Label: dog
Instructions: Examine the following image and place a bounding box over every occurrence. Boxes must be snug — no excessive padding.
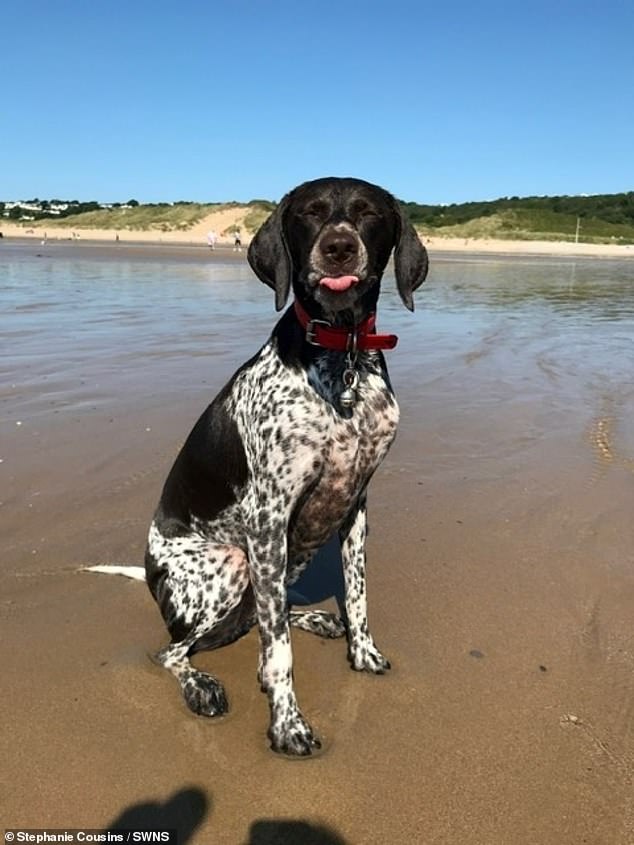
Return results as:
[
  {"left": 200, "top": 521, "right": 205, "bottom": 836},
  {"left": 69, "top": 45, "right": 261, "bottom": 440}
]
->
[{"left": 142, "top": 177, "right": 428, "bottom": 755}]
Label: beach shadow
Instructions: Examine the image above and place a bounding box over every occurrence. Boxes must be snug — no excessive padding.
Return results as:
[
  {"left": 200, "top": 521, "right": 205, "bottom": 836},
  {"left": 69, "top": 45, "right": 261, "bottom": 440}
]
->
[
  {"left": 287, "top": 535, "right": 346, "bottom": 619},
  {"left": 106, "top": 786, "right": 208, "bottom": 843},
  {"left": 247, "top": 819, "right": 349, "bottom": 845}
]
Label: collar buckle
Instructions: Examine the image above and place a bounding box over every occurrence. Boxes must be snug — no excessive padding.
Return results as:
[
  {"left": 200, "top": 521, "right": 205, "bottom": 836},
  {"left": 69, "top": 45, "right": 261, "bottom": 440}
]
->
[{"left": 305, "top": 318, "right": 332, "bottom": 347}]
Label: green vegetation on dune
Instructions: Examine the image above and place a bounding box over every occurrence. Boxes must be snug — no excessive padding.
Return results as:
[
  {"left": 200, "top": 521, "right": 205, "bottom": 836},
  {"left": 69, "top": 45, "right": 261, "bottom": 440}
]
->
[
  {"left": 404, "top": 191, "right": 634, "bottom": 244},
  {"left": 421, "top": 208, "right": 634, "bottom": 244},
  {"left": 242, "top": 201, "right": 276, "bottom": 233},
  {"left": 404, "top": 191, "right": 634, "bottom": 228},
  {"left": 31, "top": 199, "right": 276, "bottom": 234},
  {"left": 39, "top": 202, "right": 229, "bottom": 231}
]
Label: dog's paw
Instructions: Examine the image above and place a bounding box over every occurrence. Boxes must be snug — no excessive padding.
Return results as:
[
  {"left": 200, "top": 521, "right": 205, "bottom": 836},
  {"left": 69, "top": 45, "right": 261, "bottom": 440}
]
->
[
  {"left": 348, "top": 639, "right": 391, "bottom": 674},
  {"left": 182, "top": 671, "right": 229, "bottom": 717},
  {"left": 268, "top": 713, "right": 322, "bottom": 757},
  {"left": 290, "top": 609, "right": 346, "bottom": 639}
]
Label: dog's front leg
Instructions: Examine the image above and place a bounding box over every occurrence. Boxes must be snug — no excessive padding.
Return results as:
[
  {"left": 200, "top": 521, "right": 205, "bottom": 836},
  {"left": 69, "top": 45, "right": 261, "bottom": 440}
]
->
[
  {"left": 339, "top": 498, "right": 391, "bottom": 673},
  {"left": 247, "top": 525, "right": 321, "bottom": 756}
]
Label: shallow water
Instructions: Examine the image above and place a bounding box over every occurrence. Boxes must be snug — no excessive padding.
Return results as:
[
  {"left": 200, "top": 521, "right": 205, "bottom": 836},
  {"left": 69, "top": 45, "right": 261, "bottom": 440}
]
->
[
  {"left": 1, "top": 243, "right": 270, "bottom": 421},
  {"left": 3, "top": 241, "right": 633, "bottom": 466}
]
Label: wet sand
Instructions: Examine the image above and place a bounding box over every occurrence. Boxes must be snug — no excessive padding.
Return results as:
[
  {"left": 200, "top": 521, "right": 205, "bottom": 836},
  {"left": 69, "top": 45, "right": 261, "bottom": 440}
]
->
[{"left": 2, "top": 243, "right": 634, "bottom": 843}]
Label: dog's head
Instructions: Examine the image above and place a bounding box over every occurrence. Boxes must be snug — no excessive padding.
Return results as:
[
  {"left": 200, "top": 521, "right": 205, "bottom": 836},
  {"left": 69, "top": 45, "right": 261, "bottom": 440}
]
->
[{"left": 248, "top": 177, "right": 428, "bottom": 319}]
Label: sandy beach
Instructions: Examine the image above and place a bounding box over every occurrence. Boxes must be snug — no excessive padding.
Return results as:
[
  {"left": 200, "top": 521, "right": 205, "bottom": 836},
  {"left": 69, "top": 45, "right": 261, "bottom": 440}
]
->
[{"left": 2, "top": 240, "right": 634, "bottom": 844}]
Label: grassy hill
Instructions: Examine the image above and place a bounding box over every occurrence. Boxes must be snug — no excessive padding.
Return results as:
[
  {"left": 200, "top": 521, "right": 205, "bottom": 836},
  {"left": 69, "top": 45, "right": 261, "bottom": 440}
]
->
[
  {"left": 405, "top": 191, "right": 634, "bottom": 244},
  {"left": 421, "top": 208, "right": 634, "bottom": 244},
  {"left": 31, "top": 200, "right": 275, "bottom": 234},
  {"left": 38, "top": 202, "right": 219, "bottom": 231}
]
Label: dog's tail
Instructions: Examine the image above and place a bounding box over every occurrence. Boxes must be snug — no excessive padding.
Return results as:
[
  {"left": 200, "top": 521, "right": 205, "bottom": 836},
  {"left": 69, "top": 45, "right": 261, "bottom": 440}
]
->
[{"left": 81, "top": 565, "right": 147, "bottom": 582}]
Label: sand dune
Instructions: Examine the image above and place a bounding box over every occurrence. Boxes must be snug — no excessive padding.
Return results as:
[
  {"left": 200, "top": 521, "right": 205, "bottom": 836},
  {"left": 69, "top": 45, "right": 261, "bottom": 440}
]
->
[{"left": 0, "top": 206, "right": 250, "bottom": 245}]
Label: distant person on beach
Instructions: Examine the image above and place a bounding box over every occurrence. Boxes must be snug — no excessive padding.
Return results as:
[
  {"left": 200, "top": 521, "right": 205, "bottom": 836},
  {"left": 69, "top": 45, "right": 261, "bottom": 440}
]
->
[
  {"left": 233, "top": 229, "right": 242, "bottom": 252},
  {"left": 206, "top": 230, "right": 217, "bottom": 250}
]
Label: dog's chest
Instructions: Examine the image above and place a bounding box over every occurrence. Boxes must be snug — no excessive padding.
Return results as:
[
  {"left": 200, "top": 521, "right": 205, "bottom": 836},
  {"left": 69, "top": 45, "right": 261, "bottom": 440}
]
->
[
  {"left": 289, "top": 358, "right": 399, "bottom": 549},
  {"left": 230, "top": 345, "right": 399, "bottom": 548}
]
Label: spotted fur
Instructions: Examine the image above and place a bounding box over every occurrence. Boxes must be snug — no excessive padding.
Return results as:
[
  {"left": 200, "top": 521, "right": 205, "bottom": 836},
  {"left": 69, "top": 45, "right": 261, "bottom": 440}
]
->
[{"left": 145, "top": 177, "right": 428, "bottom": 755}]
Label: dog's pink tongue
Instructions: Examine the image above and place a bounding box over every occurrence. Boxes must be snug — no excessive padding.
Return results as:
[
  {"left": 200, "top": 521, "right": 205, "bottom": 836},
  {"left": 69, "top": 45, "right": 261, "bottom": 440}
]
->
[{"left": 319, "top": 275, "right": 359, "bottom": 292}]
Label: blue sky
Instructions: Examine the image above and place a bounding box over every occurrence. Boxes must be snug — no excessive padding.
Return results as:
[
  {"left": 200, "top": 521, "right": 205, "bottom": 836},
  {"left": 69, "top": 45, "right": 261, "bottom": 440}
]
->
[{"left": 3, "top": 0, "right": 633, "bottom": 204}]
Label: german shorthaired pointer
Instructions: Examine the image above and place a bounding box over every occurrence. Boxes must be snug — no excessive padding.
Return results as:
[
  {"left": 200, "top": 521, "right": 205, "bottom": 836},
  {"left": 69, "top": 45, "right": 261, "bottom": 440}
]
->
[{"left": 145, "top": 177, "right": 428, "bottom": 755}]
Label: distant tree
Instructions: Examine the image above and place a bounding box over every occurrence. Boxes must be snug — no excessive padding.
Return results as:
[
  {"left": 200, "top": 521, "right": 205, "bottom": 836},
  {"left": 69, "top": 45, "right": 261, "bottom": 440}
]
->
[{"left": 127, "top": 199, "right": 140, "bottom": 207}]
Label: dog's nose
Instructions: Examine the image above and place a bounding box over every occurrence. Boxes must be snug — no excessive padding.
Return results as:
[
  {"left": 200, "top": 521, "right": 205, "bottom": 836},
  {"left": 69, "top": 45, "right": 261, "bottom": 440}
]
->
[{"left": 319, "top": 230, "right": 359, "bottom": 266}]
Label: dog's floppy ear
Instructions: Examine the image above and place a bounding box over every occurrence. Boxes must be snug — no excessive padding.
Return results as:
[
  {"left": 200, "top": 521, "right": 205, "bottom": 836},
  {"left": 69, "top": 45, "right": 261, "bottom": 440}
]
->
[
  {"left": 393, "top": 201, "right": 429, "bottom": 311},
  {"left": 247, "top": 197, "right": 292, "bottom": 311}
]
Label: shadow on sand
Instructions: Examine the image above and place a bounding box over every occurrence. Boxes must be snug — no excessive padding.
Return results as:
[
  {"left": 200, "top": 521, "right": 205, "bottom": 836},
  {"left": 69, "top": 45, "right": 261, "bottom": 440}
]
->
[
  {"left": 288, "top": 535, "right": 346, "bottom": 616},
  {"left": 106, "top": 787, "right": 208, "bottom": 841},
  {"left": 105, "top": 787, "right": 349, "bottom": 844},
  {"left": 246, "top": 819, "right": 349, "bottom": 844}
]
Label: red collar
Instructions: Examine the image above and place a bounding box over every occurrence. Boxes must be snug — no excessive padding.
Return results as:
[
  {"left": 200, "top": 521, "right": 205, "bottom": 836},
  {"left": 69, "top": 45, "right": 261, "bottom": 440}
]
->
[{"left": 293, "top": 300, "right": 398, "bottom": 352}]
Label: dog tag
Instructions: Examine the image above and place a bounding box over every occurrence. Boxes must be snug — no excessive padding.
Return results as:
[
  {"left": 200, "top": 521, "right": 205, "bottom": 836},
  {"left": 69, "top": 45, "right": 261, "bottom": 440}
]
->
[{"left": 340, "top": 368, "right": 359, "bottom": 408}]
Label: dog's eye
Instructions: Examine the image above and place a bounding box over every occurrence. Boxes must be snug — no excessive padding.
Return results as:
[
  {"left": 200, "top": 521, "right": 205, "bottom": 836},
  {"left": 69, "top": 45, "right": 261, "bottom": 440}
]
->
[
  {"left": 301, "top": 202, "right": 329, "bottom": 219},
  {"left": 351, "top": 202, "right": 379, "bottom": 220}
]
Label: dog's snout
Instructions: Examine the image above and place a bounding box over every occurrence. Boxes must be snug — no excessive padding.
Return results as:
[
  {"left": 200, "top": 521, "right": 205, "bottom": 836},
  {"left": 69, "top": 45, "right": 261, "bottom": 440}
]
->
[{"left": 319, "top": 230, "right": 359, "bottom": 266}]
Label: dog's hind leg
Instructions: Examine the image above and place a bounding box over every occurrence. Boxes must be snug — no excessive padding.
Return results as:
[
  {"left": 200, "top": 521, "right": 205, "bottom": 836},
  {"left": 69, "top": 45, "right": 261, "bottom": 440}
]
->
[
  {"left": 190, "top": 585, "right": 257, "bottom": 653},
  {"left": 154, "top": 636, "right": 229, "bottom": 717},
  {"left": 289, "top": 609, "right": 346, "bottom": 638},
  {"left": 146, "top": 523, "right": 251, "bottom": 717},
  {"left": 286, "top": 552, "right": 346, "bottom": 639}
]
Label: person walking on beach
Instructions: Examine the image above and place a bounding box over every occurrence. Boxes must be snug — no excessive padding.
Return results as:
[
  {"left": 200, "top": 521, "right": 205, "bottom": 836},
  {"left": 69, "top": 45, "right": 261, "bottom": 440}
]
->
[
  {"left": 233, "top": 228, "right": 242, "bottom": 252},
  {"left": 206, "top": 230, "right": 217, "bottom": 250}
]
